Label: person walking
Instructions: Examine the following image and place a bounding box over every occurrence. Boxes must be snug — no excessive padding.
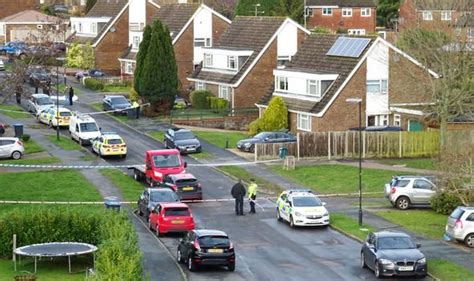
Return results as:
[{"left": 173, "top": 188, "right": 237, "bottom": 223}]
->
[
  {"left": 248, "top": 179, "right": 258, "bottom": 214},
  {"left": 231, "top": 179, "right": 246, "bottom": 216},
  {"left": 68, "top": 86, "right": 74, "bottom": 106}
]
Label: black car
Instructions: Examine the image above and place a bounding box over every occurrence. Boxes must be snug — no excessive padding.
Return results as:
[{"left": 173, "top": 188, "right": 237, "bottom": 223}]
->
[
  {"left": 75, "top": 69, "right": 106, "bottom": 80},
  {"left": 237, "top": 131, "right": 296, "bottom": 153},
  {"left": 28, "top": 67, "right": 51, "bottom": 86},
  {"left": 102, "top": 95, "right": 132, "bottom": 114},
  {"left": 361, "top": 231, "right": 427, "bottom": 278},
  {"left": 164, "top": 128, "right": 201, "bottom": 154},
  {"left": 163, "top": 173, "right": 203, "bottom": 200},
  {"left": 177, "top": 229, "right": 235, "bottom": 272},
  {"left": 137, "top": 188, "right": 180, "bottom": 221}
]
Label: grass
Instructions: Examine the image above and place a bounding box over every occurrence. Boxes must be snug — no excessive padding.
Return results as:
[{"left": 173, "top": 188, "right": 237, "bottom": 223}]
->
[
  {"left": 0, "top": 156, "right": 60, "bottom": 165},
  {"left": 191, "top": 151, "right": 213, "bottom": 159},
  {"left": 269, "top": 164, "right": 407, "bottom": 194},
  {"left": 377, "top": 158, "right": 436, "bottom": 170},
  {"left": 193, "top": 130, "right": 248, "bottom": 149},
  {"left": 0, "top": 170, "right": 102, "bottom": 201},
  {"left": 102, "top": 84, "right": 131, "bottom": 93},
  {"left": 99, "top": 169, "right": 144, "bottom": 201},
  {"left": 148, "top": 131, "right": 165, "bottom": 142},
  {"left": 330, "top": 213, "right": 374, "bottom": 241},
  {"left": 217, "top": 165, "right": 283, "bottom": 194},
  {"left": 0, "top": 104, "right": 29, "bottom": 119},
  {"left": 79, "top": 154, "right": 97, "bottom": 161},
  {"left": 91, "top": 103, "right": 128, "bottom": 123},
  {"left": 46, "top": 135, "right": 81, "bottom": 151},
  {"left": 23, "top": 139, "right": 45, "bottom": 154},
  {"left": 428, "top": 258, "right": 474, "bottom": 281},
  {"left": 374, "top": 209, "right": 447, "bottom": 240}
]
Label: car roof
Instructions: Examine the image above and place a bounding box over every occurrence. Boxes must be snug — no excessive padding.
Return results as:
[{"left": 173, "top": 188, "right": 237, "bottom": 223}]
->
[
  {"left": 147, "top": 149, "right": 180, "bottom": 156},
  {"left": 105, "top": 95, "right": 127, "bottom": 99},
  {"left": 159, "top": 202, "right": 189, "bottom": 208},
  {"left": 73, "top": 115, "right": 96, "bottom": 122},
  {"left": 284, "top": 189, "right": 315, "bottom": 198},
  {"left": 32, "top": 94, "right": 50, "bottom": 99},
  {"left": 374, "top": 231, "right": 411, "bottom": 238},
  {"left": 102, "top": 133, "right": 122, "bottom": 139},
  {"left": 169, "top": 173, "right": 196, "bottom": 180},
  {"left": 194, "top": 229, "right": 228, "bottom": 237},
  {"left": 148, "top": 188, "right": 175, "bottom": 193},
  {"left": 458, "top": 206, "right": 474, "bottom": 211}
]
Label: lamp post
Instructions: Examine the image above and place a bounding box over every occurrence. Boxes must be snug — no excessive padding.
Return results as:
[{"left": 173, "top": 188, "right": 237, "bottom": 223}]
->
[
  {"left": 346, "top": 98, "right": 363, "bottom": 226},
  {"left": 56, "top": 57, "right": 66, "bottom": 141}
]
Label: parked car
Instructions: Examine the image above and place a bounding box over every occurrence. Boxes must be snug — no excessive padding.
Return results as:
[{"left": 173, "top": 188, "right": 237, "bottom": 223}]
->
[
  {"left": 0, "top": 41, "right": 27, "bottom": 55},
  {"left": 163, "top": 173, "right": 203, "bottom": 200},
  {"left": 102, "top": 95, "right": 132, "bottom": 114},
  {"left": 28, "top": 67, "right": 52, "bottom": 86},
  {"left": 0, "top": 58, "right": 4, "bottom": 71},
  {"left": 53, "top": 4, "right": 69, "bottom": 13},
  {"left": 237, "top": 131, "right": 296, "bottom": 153},
  {"left": 26, "top": 94, "right": 54, "bottom": 114},
  {"left": 91, "top": 132, "right": 127, "bottom": 158},
  {"left": 361, "top": 231, "right": 427, "bottom": 278},
  {"left": 384, "top": 175, "right": 437, "bottom": 210},
  {"left": 69, "top": 114, "right": 101, "bottom": 146},
  {"left": 75, "top": 69, "right": 105, "bottom": 80},
  {"left": 173, "top": 96, "right": 189, "bottom": 109},
  {"left": 0, "top": 137, "right": 24, "bottom": 159},
  {"left": 276, "top": 189, "right": 329, "bottom": 227},
  {"left": 164, "top": 128, "right": 201, "bottom": 154},
  {"left": 177, "top": 229, "right": 235, "bottom": 272},
  {"left": 37, "top": 106, "right": 72, "bottom": 128},
  {"left": 149, "top": 202, "right": 195, "bottom": 236},
  {"left": 16, "top": 45, "right": 58, "bottom": 60},
  {"left": 137, "top": 188, "right": 180, "bottom": 221},
  {"left": 445, "top": 206, "right": 474, "bottom": 248}
]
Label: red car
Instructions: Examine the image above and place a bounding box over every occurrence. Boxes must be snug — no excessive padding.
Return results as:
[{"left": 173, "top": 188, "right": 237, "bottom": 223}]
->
[{"left": 149, "top": 202, "right": 195, "bottom": 236}]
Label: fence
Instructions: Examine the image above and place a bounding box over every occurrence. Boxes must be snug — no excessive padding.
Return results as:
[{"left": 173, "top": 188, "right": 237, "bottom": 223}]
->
[
  {"left": 255, "top": 130, "right": 473, "bottom": 161},
  {"left": 170, "top": 107, "right": 258, "bottom": 122}
]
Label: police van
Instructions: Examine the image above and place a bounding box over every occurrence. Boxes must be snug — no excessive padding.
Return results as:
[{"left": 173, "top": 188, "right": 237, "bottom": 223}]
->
[
  {"left": 69, "top": 114, "right": 101, "bottom": 146},
  {"left": 276, "top": 190, "right": 330, "bottom": 228}
]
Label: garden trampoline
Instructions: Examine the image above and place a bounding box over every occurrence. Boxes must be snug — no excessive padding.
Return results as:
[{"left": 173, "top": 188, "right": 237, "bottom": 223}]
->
[{"left": 13, "top": 242, "right": 98, "bottom": 273}]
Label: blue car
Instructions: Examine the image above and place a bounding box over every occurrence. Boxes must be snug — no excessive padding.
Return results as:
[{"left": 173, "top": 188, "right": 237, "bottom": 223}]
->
[{"left": 0, "top": 42, "right": 27, "bottom": 55}]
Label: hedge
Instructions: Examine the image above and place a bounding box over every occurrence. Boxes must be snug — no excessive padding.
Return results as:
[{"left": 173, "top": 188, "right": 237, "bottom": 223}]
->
[
  {"left": 208, "top": 96, "right": 228, "bottom": 112},
  {"left": 190, "top": 90, "right": 213, "bottom": 109},
  {"left": 430, "top": 192, "right": 463, "bottom": 215},
  {"left": 84, "top": 78, "right": 105, "bottom": 91}
]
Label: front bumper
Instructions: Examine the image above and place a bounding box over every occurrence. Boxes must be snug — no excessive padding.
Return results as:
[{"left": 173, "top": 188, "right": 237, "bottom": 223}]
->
[
  {"left": 236, "top": 143, "right": 252, "bottom": 152},
  {"left": 293, "top": 215, "right": 330, "bottom": 226},
  {"left": 177, "top": 145, "right": 201, "bottom": 154},
  {"left": 379, "top": 263, "right": 427, "bottom": 277}
]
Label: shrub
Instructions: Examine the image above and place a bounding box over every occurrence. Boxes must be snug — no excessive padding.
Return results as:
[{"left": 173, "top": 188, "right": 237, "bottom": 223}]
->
[
  {"left": 208, "top": 97, "right": 228, "bottom": 112},
  {"left": 84, "top": 78, "right": 104, "bottom": 91},
  {"left": 129, "top": 87, "right": 140, "bottom": 102},
  {"left": 430, "top": 192, "right": 463, "bottom": 215},
  {"left": 190, "top": 90, "right": 213, "bottom": 109},
  {"left": 248, "top": 96, "right": 288, "bottom": 136},
  {"left": 248, "top": 119, "right": 262, "bottom": 136},
  {"left": 21, "top": 134, "right": 31, "bottom": 142}
]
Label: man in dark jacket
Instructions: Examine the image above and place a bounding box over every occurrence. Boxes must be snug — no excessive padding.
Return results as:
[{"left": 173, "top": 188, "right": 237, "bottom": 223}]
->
[
  {"left": 231, "top": 179, "right": 246, "bottom": 216},
  {"left": 68, "top": 86, "right": 74, "bottom": 106}
]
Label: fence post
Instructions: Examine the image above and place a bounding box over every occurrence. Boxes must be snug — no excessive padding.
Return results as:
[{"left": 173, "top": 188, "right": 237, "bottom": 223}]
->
[
  {"left": 399, "top": 131, "right": 403, "bottom": 158},
  {"left": 254, "top": 144, "right": 258, "bottom": 162},
  {"left": 362, "top": 131, "right": 366, "bottom": 159},
  {"left": 297, "top": 133, "right": 300, "bottom": 161},
  {"left": 327, "top": 132, "right": 331, "bottom": 160}
]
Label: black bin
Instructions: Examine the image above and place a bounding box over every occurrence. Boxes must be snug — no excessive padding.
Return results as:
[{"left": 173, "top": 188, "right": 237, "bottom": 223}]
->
[
  {"left": 127, "top": 108, "right": 135, "bottom": 119},
  {"left": 13, "top": 124, "right": 23, "bottom": 138}
]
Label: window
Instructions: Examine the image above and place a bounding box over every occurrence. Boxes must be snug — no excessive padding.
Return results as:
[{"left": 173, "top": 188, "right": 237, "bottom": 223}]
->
[
  {"left": 466, "top": 213, "right": 474, "bottom": 222},
  {"left": 305, "top": 7, "right": 313, "bottom": 17},
  {"left": 366, "top": 79, "right": 388, "bottom": 94},
  {"left": 204, "top": 54, "right": 213, "bottom": 67},
  {"left": 227, "top": 56, "right": 237, "bottom": 70},
  {"left": 348, "top": 29, "right": 366, "bottom": 35},
  {"left": 380, "top": 115, "right": 388, "bottom": 126},
  {"left": 276, "top": 76, "right": 288, "bottom": 91},
  {"left": 414, "top": 180, "right": 433, "bottom": 190},
  {"left": 129, "top": 22, "right": 145, "bottom": 32},
  {"left": 0, "top": 24, "right": 4, "bottom": 35},
  {"left": 422, "top": 11, "right": 433, "bottom": 21},
  {"left": 78, "top": 23, "right": 82, "bottom": 32},
  {"left": 469, "top": 28, "right": 474, "bottom": 39},
  {"left": 218, "top": 85, "right": 231, "bottom": 101},
  {"left": 125, "top": 62, "right": 134, "bottom": 74},
  {"left": 297, "top": 113, "right": 311, "bottom": 131},
  {"left": 306, "top": 79, "right": 319, "bottom": 96},
  {"left": 132, "top": 36, "right": 141, "bottom": 49},
  {"left": 196, "top": 82, "right": 206, "bottom": 90},
  {"left": 277, "top": 56, "right": 291, "bottom": 66},
  {"left": 91, "top": 22, "right": 97, "bottom": 33},
  {"left": 394, "top": 114, "right": 401, "bottom": 126},
  {"left": 361, "top": 8, "right": 371, "bottom": 17},
  {"left": 194, "top": 38, "right": 211, "bottom": 47},
  {"left": 322, "top": 8, "right": 332, "bottom": 16},
  {"left": 441, "top": 11, "right": 452, "bottom": 21},
  {"left": 342, "top": 8, "right": 352, "bottom": 17}
]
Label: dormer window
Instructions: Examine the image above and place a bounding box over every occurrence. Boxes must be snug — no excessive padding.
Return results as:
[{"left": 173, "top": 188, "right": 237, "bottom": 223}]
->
[
  {"left": 227, "top": 56, "right": 237, "bottom": 70},
  {"left": 204, "top": 54, "right": 213, "bottom": 67},
  {"left": 307, "top": 80, "right": 318, "bottom": 96},
  {"left": 276, "top": 76, "right": 288, "bottom": 91},
  {"left": 91, "top": 22, "right": 97, "bottom": 34}
]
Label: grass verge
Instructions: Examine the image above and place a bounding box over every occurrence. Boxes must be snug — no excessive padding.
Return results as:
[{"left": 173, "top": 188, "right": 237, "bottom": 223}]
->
[
  {"left": 46, "top": 135, "right": 81, "bottom": 151},
  {"left": 217, "top": 165, "right": 283, "bottom": 194},
  {"left": 99, "top": 169, "right": 144, "bottom": 201},
  {"left": 0, "top": 104, "right": 29, "bottom": 119},
  {"left": 148, "top": 131, "right": 165, "bottom": 142},
  {"left": 193, "top": 130, "right": 248, "bottom": 149},
  {"left": 191, "top": 152, "right": 212, "bottom": 159},
  {"left": 0, "top": 156, "right": 60, "bottom": 165},
  {"left": 428, "top": 258, "right": 474, "bottom": 281},
  {"left": 102, "top": 84, "right": 131, "bottom": 93},
  {"left": 377, "top": 158, "right": 436, "bottom": 170},
  {"left": 91, "top": 103, "right": 128, "bottom": 122},
  {"left": 23, "top": 138, "right": 45, "bottom": 154},
  {"left": 79, "top": 154, "right": 97, "bottom": 161},
  {"left": 330, "top": 213, "right": 374, "bottom": 241}
]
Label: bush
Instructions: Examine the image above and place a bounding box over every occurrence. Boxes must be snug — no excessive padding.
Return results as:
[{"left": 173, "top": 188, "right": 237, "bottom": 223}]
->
[
  {"left": 21, "top": 134, "right": 31, "bottom": 142},
  {"left": 208, "top": 97, "right": 228, "bottom": 112},
  {"left": 248, "top": 96, "right": 288, "bottom": 136},
  {"left": 248, "top": 119, "right": 262, "bottom": 136},
  {"left": 129, "top": 87, "right": 140, "bottom": 102},
  {"left": 84, "top": 78, "right": 104, "bottom": 91},
  {"left": 430, "top": 192, "right": 463, "bottom": 215},
  {"left": 190, "top": 90, "right": 213, "bottom": 109}
]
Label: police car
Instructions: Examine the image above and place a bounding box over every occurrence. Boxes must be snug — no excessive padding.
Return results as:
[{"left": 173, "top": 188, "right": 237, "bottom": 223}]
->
[
  {"left": 37, "top": 107, "right": 73, "bottom": 128},
  {"left": 276, "top": 190, "right": 330, "bottom": 227},
  {"left": 91, "top": 132, "right": 127, "bottom": 158}
]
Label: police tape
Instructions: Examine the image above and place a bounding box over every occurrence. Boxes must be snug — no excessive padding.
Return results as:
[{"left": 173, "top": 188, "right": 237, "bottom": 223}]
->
[
  {"left": 77, "top": 103, "right": 151, "bottom": 116},
  {"left": 0, "top": 198, "right": 273, "bottom": 205}
]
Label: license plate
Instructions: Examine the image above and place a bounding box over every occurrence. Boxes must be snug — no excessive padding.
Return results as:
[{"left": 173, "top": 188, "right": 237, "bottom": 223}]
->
[
  {"left": 182, "top": 186, "right": 194, "bottom": 191},
  {"left": 171, "top": 220, "right": 184, "bottom": 224},
  {"left": 208, "top": 249, "right": 223, "bottom": 253},
  {"left": 398, "top": 266, "right": 414, "bottom": 271}
]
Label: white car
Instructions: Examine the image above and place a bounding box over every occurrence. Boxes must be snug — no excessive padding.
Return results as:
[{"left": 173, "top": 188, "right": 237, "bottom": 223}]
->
[
  {"left": 0, "top": 59, "right": 5, "bottom": 71},
  {"left": 37, "top": 107, "right": 73, "bottom": 128},
  {"left": 0, "top": 137, "right": 24, "bottom": 159},
  {"left": 69, "top": 114, "right": 101, "bottom": 146},
  {"left": 276, "top": 190, "right": 330, "bottom": 227},
  {"left": 445, "top": 206, "right": 474, "bottom": 248},
  {"left": 91, "top": 132, "right": 127, "bottom": 158},
  {"left": 25, "top": 94, "right": 54, "bottom": 115}
]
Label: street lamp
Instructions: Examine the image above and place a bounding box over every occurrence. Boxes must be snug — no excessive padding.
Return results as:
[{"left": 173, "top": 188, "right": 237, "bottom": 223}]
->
[
  {"left": 346, "top": 97, "right": 363, "bottom": 226},
  {"left": 56, "top": 57, "right": 66, "bottom": 141}
]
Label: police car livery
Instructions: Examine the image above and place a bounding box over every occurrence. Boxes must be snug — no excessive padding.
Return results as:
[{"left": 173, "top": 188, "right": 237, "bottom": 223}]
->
[
  {"left": 91, "top": 132, "right": 127, "bottom": 158},
  {"left": 37, "top": 107, "right": 73, "bottom": 128},
  {"left": 276, "top": 190, "right": 330, "bottom": 227}
]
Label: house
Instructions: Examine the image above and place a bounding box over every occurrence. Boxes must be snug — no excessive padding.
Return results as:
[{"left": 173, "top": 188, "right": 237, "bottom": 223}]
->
[
  {"left": 188, "top": 16, "right": 310, "bottom": 109},
  {"left": 118, "top": 2, "right": 231, "bottom": 90},
  {"left": 305, "top": 0, "right": 376, "bottom": 35},
  {"left": 455, "top": 14, "right": 474, "bottom": 42},
  {"left": 256, "top": 34, "right": 439, "bottom": 133},
  {"left": 0, "top": 0, "right": 39, "bottom": 20},
  {"left": 0, "top": 10, "right": 67, "bottom": 43}
]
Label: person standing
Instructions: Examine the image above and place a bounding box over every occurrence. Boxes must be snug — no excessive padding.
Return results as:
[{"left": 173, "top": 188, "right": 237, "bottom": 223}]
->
[
  {"left": 231, "top": 179, "right": 246, "bottom": 216},
  {"left": 132, "top": 100, "right": 140, "bottom": 119},
  {"left": 248, "top": 179, "right": 258, "bottom": 214},
  {"left": 68, "top": 86, "right": 74, "bottom": 106}
]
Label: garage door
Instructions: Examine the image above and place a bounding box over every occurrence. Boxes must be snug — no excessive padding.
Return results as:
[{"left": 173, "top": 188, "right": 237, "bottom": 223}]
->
[{"left": 408, "top": 120, "right": 423, "bottom": 131}]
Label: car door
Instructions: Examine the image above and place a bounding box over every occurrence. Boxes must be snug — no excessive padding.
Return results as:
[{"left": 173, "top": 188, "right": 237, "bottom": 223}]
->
[
  {"left": 365, "top": 235, "right": 378, "bottom": 269},
  {"left": 0, "top": 140, "right": 6, "bottom": 157},
  {"left": 149, "top": 205, "right": 162, "bottom": 230},
  {"left": 412, "top": 179, "right": 435, "bottom": 204}
]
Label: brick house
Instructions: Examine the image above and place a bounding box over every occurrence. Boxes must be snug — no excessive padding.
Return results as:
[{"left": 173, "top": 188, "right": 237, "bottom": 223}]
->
[
  {"left": 0, "top": 10, "right": 67, "bottom": 43},
  {"left": 256, "top": 34, "right": 439, "bottom": 133},
  {"left": 0, "top": 0, "right": 39, "bottom": 19},
  {"left": 305, "top": 0, "right": 376, "bottom": 35},
  {"left": 188, "top": 17, "right": 310, "bottom": 109}
]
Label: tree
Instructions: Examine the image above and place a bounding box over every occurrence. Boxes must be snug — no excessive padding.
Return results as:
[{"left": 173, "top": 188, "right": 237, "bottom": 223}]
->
[
  {"left": 66, "top": 42, "right": 94, "bottom": 69},
  {"left": 134, "top": 25, "right": 152, "bottom": 95},
  {"left": 85, "top": 0, "right": 97, "bottom": 14},
  {"left": 272, "top": 0, "right": 304, "bottom": 23},
  {"left": 377, "top": 0, "right": 400, "bottom": 28},
  {"left": 249, "top": 96, "right": 288, "bottom": 135}
]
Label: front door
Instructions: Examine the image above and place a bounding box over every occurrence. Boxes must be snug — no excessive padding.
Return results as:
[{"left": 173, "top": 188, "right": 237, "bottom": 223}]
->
[{"left": 408, "top": 120, "right": 423, "bottom": 131}]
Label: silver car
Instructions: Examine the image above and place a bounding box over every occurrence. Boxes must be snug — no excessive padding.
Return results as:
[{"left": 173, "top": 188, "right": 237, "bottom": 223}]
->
[
  {"left": 384, "top": 176, "right": 437, "bottom": 210},
  {"left": 445, "top": 206, "right": 474, "bottom": 248},
  {"left": 25, "top": 94, "right": 54, "bottom": 115},
  {"left": 0, "top": 137, "right": 24, "bottom": 159}
]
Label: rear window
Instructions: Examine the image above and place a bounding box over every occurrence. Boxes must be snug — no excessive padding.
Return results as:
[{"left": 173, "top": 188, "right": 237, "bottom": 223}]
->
[
  {"left": 393, "top": 179, "right": 410, "bottom": 187},
  {"left": 198, "top": 236, "right": 229, "bottom": 247},
  {"left": 60, "top": 112, "right": 72, "bottom": 117},
  {"left": 164, "top": 207, "right": 190, "bottom": 217},
  {"left": 107, "top": 139, "right": 123, "bottom": 145},
  {"left": 176, "top": 179, "right": 197, "bottom": 185},
  {"left": 150, "top": 190, "right": 179, "bottom": 202},
  {"left": 450, "top": 208, "right": 465, "bottom": 219}
]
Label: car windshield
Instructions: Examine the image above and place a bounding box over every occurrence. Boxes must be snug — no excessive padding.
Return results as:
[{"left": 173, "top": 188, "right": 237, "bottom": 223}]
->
[
  {"left": 377, "top": 237, "right": 416, "bottom": 250},
  {"left": 164, "top": 207, "right": 190, "bottom": 217},
  {"left": 150, "top": 191, "right": 178, "bottom": 202},
  {"left": 293, "top": 196, "right": 322, "bottom": 207},
  {"left": 37, "top": 97, "right": 53, "bottom": 105},
  {"left": 254, "top": 132, "right": 269, "bottom": 140},
  {"left": 152, "top": 154, "right": 181, "bottom": 168},
  {"left": 107, "top": 138, "right": 123, "bottom": 145},
  {"left": 80, "top": 122, "right": 98, "bottom": 132},
  {"left": 198, "top": 236, "right": 229, "bottom": 247},
  {"left": 110, "top": 97, "right": 129, "bottom": 105},
  {"left": 175, "top": 132, "right": 195, "bottom": 140},
  {"left": 59, "top": 111, "right": 72, "bottom": 117}
]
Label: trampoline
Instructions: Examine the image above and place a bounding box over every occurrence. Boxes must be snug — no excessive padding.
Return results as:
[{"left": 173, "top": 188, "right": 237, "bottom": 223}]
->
[{"left": 13, "top": 242, "right": 98, "bottom": 273}]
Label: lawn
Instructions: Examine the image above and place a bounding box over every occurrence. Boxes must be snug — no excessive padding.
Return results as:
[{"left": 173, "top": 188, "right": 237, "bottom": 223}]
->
[
  {"left": 102, "top": 84, "right": 131, "bottom": 93},
  {"left": 23, "top": 138, "right": 45, "bottom": 154},
  {"left": 0, "top": 156, "right": 60, "bottom": 165},
  {"left": 148, "top": 131, "right": 165, "bottom": 142},
  {"left": 79, "top": 154, "right": 97, "bottom": 161},
  {"left": 330, "top": 213, "right": 374, "bottom": 241},
  {"left": 374, "top": 209, "right": 447, "bottom": 240},
  {"left": 269, "top": 164, "right": 402, "bottom": 194},
  {"left": 99, "top": 169, "right": 144, "bottom": 201},
  {"left": 0, "top": 104, "right": 29, "bottom": 119},
  {"left": 217, "top": 165, "right": 283, "bottom": 194},
  {"left": 91, "top": 103, "right": 128, "bottom": 123},
  {"left": 377, "top": 158, "right": 436, "bottom": 170},
  {"left": 46, "top": 135, "right": 81, "bottom": 151},
  {"left": 0, "top": 170, "right": 102, "bottom": 201},
  {"left": 193, "top": 130, "right": 248, "bottom": 149},
  {"left": 428, "top": 258, "right": 474, "bottom": 281},
  {"left": 191, "top": 151, "right": 213, "bottom": 159}
]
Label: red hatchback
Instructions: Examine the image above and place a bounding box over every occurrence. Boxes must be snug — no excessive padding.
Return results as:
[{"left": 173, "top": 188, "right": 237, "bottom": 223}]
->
[{"left": 149, "top": 202, "right": 195, "bottom": 236}]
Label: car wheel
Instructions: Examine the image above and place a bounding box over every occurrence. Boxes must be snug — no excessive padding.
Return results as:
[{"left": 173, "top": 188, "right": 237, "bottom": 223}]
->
[
  {"left": 121, "top": 154, "right": 127, "bottom": 159},
  {"left": 249, "top": 145, "right": 255, "bottom": 153},
  {"left": 177, "top": 248, "right": 183, "bottom": 263},
  {"left": 11, "top": 151, "right": 22, "bottom": 160},
  {"left": 289, "top": 215, "right": 295, "bottom": 228},
  {"left": 465, "top": 233, "right": 474, "bottom": 248},
  {"left": 79, "top": 138, "right": 84, "bottom": 146},
  {"left": 188, "top": 256, "right": 196, "bottom": 272},
  {"left": 134, "top": 171, "right": 141, "bottom": 181},
  {"left": 145, "top": 211, "right": 150, "bottom": 222},
  {"left": 360, "top": 252, "right": 367, "bottom": 268},
  {"left": 276, "top": 208, "right": 282, "bottom": 221},
  {"left": 36, "top": 114, "right": 40, "bottom": 121},
  {"left": 156, "top": 225, "right": 161, "bottom": 237},
  {"left": 228, "top": 263, "right": 235, "bottom": 272},
  {"left": 396, "top": 196, "right": 410, "bottom": 210},
  {"left": 374, "top": 261, "right": 381, "bottom": 278}
]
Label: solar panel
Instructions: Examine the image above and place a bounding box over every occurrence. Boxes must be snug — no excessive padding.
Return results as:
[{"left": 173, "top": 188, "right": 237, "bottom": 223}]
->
[{"left": 326, "top": 37, "right": 371, "bottom": 58}]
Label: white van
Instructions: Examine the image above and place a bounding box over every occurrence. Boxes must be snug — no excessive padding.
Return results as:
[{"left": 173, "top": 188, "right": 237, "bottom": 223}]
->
[{"left": 69, "top": 114, "right": 101, "bottom": 146}]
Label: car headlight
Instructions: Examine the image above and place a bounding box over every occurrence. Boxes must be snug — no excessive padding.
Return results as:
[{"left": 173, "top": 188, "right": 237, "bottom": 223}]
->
[
  {"left": 323, "top": 212, "right": 329, "bottom": 216},
  {"left": 294, "top": 211, "right": 303, "bottom": 217},
  {"left": 177, "top": 145, "right": 186, "bottom": 149},
  {"left": 417, "top": 258, "right": 426, "bottom": 264},
  {"left": 244, "top": 142, "right": 252, "bottom": 148},
  {"left": 379, "top": 259, "right": 394, "bottom": 266}
]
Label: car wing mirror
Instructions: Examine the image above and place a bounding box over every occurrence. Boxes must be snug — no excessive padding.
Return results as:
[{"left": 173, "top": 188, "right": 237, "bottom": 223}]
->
[
  {"left": 322, "top": 202, "right": 327, "bottom": 206},
  {"left": 416, "top": 243, "right": 421, "bottom": 248}
]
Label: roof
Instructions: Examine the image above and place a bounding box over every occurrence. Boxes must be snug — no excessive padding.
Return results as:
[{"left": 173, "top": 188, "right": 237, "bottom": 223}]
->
[
  {"left": 411, "top": 0, "right": 474, "bottom": 11},
  {"left": 306, "top": 0, "right": 376, "bottom": 7},
  {"left": 1, "top": 10, "right": 60, "bottom": 23},
  {"left": 374, "top": 231, "right": 411, "bottom": 238},
  {"left": 189, "top": 16, "right": 287, "bottom": 85},
  {"left": 155, "top": 4, "right": 200, "bottom": 41},
  {"left": 456, "top": 14, "right": 474, "bottom": 27},
  {"left": 120, "top": 47, "right": 137, "bottom": 61},
  {"left": 194, "top": 229, "right": 228, "bottom": 237},
  {"left": 86, "top": 0, "right": 128, "bottom": 17}
]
